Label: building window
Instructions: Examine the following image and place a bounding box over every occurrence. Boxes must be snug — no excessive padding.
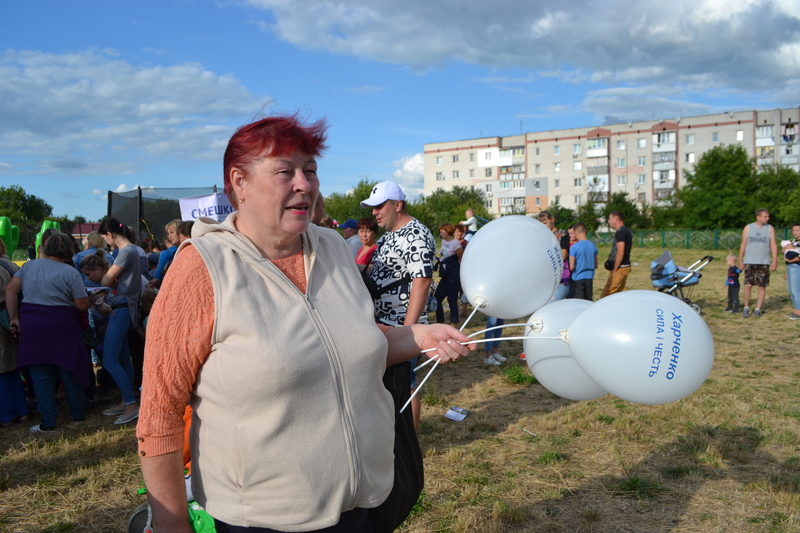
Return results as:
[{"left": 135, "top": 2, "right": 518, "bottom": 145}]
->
[
  {"left": 452, "top": 155, "right": 459, "bottom": 163},
  {"left": 436, "top": 156, "right": 442, "bottom": 165},
  {"left": 638, "top": 174, "right": 646, "bottom": 184},
  {"left": 713, "top": 132, "right": 719, "bottom": 142},
  {"left": 435, "top": 172, "right": 444, "bottom": 181},
  {"left": 535, "top": 198, "right": 541, "bottom": 206},
  {"left": 618, "top": 175, "right": 626, "bottom": 186},
  {"left": 485, "top": 152, "right": 492, "bottom": 161},
  {"left": 638, "top": 193, "right": 646, "bottom": 203},
  {"left": 638, "top": 156, "right": 646, "bottom": 166},
  {"left": 756, "top": 126, "right": 773, "bottom": 138},
  {"left": 574, "top": 178, "right": 582, "bottom": 187},
  {"left": 535, "top": 164, "right": 541, "bottom": 173},
  {"left": 485, "top": 200, "right": 493, "bottom": 208},
  {"left": 587, "top": 138, "right": 608, "bottom": 149},
  {"left": 574, "top": 161, "right": 582, "bottom": 171},
  {"left": 685, "top": 134, "right": 694, "bottom": 145},
  {"left": 574, "top": 195, "right": 582, "bottom": 205},
  {"left": 453, "top": 170, "right": 459, "bottom": 179},
  {"left": 514, "top": 197, "right": 525, "bottom": 206},
  {"left": 514, "top": 180, "right": 525, "bottom": 188},
  {"left": 617, "top": 140, "right": 626, "bottom": 150},
  {"left": 573, "top": 143, "right": 581, "bottom": 154},
  {"left": 469, "top": 169, "right": 475, "bottom": 177},
  {"left": 485, "top": 168, "right": 493, "bottom": 177},
  {"left": 638, "top": 138, "right": 646, "bottom": 149},
  {"left": 655, "top": 132, "right": 675, "bottom": 144},
  {"left": 512, "top": 147, "right": 525, "bottom": 156},
  {"left": 486, "top": 184, "right": 492, "bottom": 192},
  {"left": 617, "top": 158, "right": 626, "bottom": 168},
  {"left": 554, "top": 179, "right": 560, "bottom": 188},
  {"left": 736, "top": 130, "right": 744, "bottom": 141},
  {"left": 686, "top": 152, "right": 695, "bottom": 163},
  {"left": 554, "top": 163, "right": 560, "bottom": 172},
  {"left": 470, "top": 152, "right": 475, "bottom": 162},
  {"left": 500, "top": 198, "right": 513, "bottom": 206},
  {"left": 499, "top": 181, "right": 510, "bottom": 189},
  {"left": 554, "top": 145, "right": 560, "bottom": 155}
]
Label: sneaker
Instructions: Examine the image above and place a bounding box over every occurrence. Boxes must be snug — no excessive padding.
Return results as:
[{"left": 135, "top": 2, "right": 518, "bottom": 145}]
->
[
  {"left": 518, "top": 352, "right": 527, "bottom": 360},
  {"left": 789, "top": 314, "right": 800, "bottom": 320},
  {"left": 68, "top": 419, "right": 86, "bottom": 429},
  {"left": 103, "top": 406, "right": 125, "bottom": 416},
  {"left": 29, "top": 424, "right": 55, "bottom": 433},
  {"left": 491, "top": 353, "right": 507, "bottom": 363},
  {"left": 483, "top": 357, "right": 501, "bottom": 367},
  {"left": 753, "top": 308, "right": 762, "bottom": 318},
  {"left": 742, "top": 307, "right": 750, "bottom": 318},
  {"left": 114, "top": 408, "right": 139, "bottom": 425},
  {"left": 724, "top": 307, "right": 733, "bottom": 312}
]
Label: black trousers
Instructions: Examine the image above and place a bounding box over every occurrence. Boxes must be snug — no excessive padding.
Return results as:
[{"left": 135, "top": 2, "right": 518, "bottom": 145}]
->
[
  {"left": 727, "top": 283, "right": 740, "bottom": 311},
  {"left": 571, "top": 279, "right": 594, "bottom": 301},
  {"left": 214, "top": 508, "right": 373, "bottom": 533}
]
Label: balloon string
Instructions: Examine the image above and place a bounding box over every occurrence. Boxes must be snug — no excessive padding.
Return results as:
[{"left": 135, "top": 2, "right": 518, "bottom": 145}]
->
[
  {"left": 413, "top": 335, "right": 562, "bottom": 371},
  {"left": 400, "top": 357, "right": 440, "bottom": 413},
  {"left": 466, "top": 323, "right": 528, "bottom": 338},
  {"left": 459, "top": 304, "right": 482, "bottom": 332}
]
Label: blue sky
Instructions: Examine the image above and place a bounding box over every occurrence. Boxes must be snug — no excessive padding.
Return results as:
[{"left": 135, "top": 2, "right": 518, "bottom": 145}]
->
[{"left": 1, "top": 0, "right": 799, "bottom": 221}]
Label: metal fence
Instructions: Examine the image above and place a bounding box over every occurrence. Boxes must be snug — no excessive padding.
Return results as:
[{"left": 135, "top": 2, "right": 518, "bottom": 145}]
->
[{"left": 590, "top": 228, "right": 795, "bottom": 251}]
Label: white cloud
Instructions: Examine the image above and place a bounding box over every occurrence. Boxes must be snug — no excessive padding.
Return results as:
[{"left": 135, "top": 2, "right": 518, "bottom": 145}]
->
[
  {"left": 245, "top": 0, "right": 800, "bottom": 98},
  {"left": 0, "top": 49, "right": 266, "bottom": 175},
  {"left": 390, "top": 153, "right": 424, "bottom": 199}
]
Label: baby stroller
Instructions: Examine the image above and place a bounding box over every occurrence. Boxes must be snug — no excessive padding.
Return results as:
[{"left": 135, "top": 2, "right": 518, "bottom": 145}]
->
[{"left": 650, "top": 251, "right": 713, "bottom": 313}]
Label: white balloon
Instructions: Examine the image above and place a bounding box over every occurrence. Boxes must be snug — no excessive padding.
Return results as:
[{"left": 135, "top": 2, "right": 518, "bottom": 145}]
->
[
  {"left": 461, "top": 216, "right": 562, "bottom": 319},
  {"left": 524, "top": 299, "right": 608, "bottom": 401},
  {"left": 566, "top": 291, "right": 715, "bottom": 405}
]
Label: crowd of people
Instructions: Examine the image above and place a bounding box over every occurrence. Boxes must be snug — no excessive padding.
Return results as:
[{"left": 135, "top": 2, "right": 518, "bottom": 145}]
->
[{"left": 0, "top": 217, "right": 193, "bottom": 431}]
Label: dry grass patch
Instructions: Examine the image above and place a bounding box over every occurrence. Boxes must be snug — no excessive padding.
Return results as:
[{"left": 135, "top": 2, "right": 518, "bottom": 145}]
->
[{"left": 1, "top": 248, "right": 799, "bottom": 531}]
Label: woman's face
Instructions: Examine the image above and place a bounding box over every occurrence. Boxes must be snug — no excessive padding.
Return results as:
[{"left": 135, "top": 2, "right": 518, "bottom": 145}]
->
[
  {"left": 166, "top": 226, "right": 178, "bottom": 246},
  {"left": 101, "top": 232, "right": 114, "bottom": 246},
  {"left": 793, "top": 225, "right": 800, "bottom": 240},
  {"left": 358, "top": 227, "right": 376, "bottom": 246},
  {"left": 82, "top": 236, "right": 89, "bottom": 250},
  {"left": 82, "top": 267, "right": 105, "bottom": 284},
  {"left": 454, "top": 228, "right": 464, "bottom": 241},
  {"left": 234, "top": 151, "right": 319, "bottom": 242}
]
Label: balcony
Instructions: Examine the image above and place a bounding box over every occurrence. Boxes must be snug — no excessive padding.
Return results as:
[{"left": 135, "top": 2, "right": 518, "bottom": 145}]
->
[
  {"left": 652, "top": 142, "right": 676, "bottom": 153},
  {"left": 653, "top": 161, "right": 676, "bottom": 172},
  {"left": 586, "top": 147, "right": 608, "bottom": 158},
  {"left": 756, "top": 137, "right": 775, "bottom": 147},
  {"left": 782, "top": 155, "right": 799, "bottom": 165},
  {"left": 587, "top": 166, "right": 608, "bottom": 176},
  {"left": 654, "top": 179, "right": 676, "bottom": 190}
]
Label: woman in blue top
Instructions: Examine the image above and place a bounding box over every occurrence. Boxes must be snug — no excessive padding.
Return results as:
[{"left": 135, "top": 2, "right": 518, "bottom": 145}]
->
[{"left": 90, "top": 217, "right": 142, "bottom": 425}]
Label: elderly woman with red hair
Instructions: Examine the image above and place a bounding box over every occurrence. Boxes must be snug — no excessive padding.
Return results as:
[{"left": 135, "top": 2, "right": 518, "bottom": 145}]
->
[{"left": 137, "top": 114, "right": 474, "bottom": 533}]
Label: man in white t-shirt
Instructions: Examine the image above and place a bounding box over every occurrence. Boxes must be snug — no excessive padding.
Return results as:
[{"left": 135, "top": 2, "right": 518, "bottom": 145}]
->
[
  {"left": 339, "top": 218, "right": 361, "bottom": 259},
  {"left": 362, "top": 180, "right": 435, "bottom": 430}
]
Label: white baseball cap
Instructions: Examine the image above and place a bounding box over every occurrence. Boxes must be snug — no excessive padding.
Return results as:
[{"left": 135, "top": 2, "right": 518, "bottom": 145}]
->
[{"left": 360, "top": 180, "right": 406, "bottom": 208}]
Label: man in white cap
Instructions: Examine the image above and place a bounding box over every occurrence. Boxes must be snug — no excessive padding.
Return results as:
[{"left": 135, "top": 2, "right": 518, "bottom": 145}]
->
[
  {"left": 339, "top": 218, "right": 361, "bottom": 259},
  {"left": 361, "top": 180, "right": 435, "bottom": 431}
]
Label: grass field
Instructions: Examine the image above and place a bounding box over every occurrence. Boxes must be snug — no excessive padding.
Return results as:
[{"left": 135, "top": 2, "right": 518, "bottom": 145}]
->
[{"left": 1, "top": 248, "right": 798, "bottom": 532}]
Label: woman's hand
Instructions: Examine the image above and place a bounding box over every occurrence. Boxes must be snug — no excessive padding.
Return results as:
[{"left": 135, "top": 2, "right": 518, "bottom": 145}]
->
[
  {"left": 9, "top": 319, "right": 19, "bottom": 339},
  {"left": 414, "top": 323, "right": 476, "bottom": 364},
  {"left": 384, "top": 323, "right": 476, "bottom": 367}
]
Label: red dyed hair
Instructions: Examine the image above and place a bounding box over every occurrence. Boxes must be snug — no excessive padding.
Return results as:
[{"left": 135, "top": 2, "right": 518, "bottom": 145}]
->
[{"left": 223, "top": 113, "right": 328, "bottom": 207}]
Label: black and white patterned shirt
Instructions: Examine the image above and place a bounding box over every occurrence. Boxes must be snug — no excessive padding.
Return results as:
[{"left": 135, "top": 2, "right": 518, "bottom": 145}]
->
[{"left": 369, "top": 218, "right": 435, "bottom": 326}]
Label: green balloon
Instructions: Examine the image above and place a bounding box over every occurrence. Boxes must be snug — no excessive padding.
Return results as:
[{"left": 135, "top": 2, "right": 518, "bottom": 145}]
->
[
  {"left": 0, "top": 217, "right": 19, "bottom": 256},
  {"left": 35, "top": 220, "right": 62, "bottom": 256}
]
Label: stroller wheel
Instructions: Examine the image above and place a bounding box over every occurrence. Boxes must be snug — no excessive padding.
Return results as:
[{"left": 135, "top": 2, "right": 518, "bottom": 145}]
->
[
  {"left": 690, "top": 303, "right": 701, "bottom": 314},
  {"left": 127, "top": 502, "right": 151, "bottom": 533}
]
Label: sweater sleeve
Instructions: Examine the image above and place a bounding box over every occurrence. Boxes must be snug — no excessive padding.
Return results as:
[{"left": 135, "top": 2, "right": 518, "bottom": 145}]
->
[{"left": 136, "top": 245, "right": 215, "bottom": 458}]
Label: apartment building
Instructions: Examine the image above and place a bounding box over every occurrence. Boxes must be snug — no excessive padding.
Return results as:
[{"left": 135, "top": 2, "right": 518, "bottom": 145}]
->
[{"left": 423, "top": 107, "right": 799, "bottom": 216}]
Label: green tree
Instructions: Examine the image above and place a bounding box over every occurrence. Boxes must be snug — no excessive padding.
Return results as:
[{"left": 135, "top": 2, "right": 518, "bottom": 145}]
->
[
  {"left": 0, "top": 185, "right": 53, "bottom": 222},
  {"left": 777, "top": 187, "right": 800, "bottom": 225},
  {"left": 545, "top": 195, "right": 577, "bottom": 229},
  {"left": 752, "top": 164, "right": 800, "bottom": 228},
  {"left": 410, "top": 186, "right": 490, "bottom": 231},
  {"left": 677, "top": 144, "right": 757, "bottom": 229},
  {"left": 324, "top": 178, "right": 379, "bottom": 225},
  {"left": 575, "top": 201, "right": 602, "bottom": 232},
  {"left": 602, "top": 192, "right": 648, "bottom": 229}
]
